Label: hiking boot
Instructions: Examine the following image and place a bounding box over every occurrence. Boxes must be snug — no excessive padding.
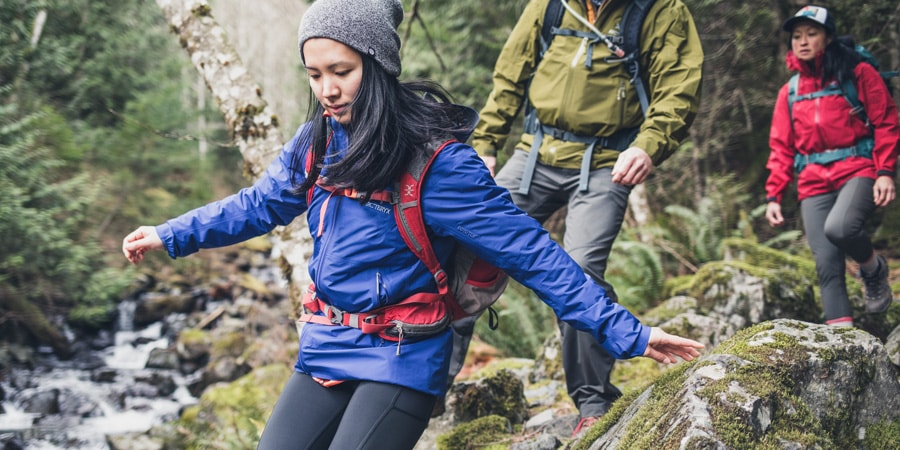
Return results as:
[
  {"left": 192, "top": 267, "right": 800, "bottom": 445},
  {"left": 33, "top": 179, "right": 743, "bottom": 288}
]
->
[
  {"left": 572, "top": 416, "right": 600, "bottom": 438},
  {"left": 860, "top": 255, "right": 893, "bottom": 314}
]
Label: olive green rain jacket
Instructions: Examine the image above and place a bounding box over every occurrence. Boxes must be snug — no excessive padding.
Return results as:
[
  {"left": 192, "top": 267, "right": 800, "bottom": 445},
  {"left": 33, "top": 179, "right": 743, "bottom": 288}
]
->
[{"left": 472, "top": 0, "right": 703, "bottom": 169}]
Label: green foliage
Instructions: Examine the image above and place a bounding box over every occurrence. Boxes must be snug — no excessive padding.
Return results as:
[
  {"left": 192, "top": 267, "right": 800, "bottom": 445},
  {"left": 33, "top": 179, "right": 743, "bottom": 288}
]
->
[
  {"left": 0, "top": 101, "right": 125, "bottom": 336},
  {"left": 474, "top": 279, "right": 555, "bottom": 358},
  {"left": 3, "top": 0, "right": 179, "bottom": 127},
  {"left": 606, "top": 237, "right": 665, "bottom": 312},
  {"left": 401, "top": 0, "right": 528, "bottom": 109},
  {"left": 0, "top": 0, "right": 244, "bottom": 345}
]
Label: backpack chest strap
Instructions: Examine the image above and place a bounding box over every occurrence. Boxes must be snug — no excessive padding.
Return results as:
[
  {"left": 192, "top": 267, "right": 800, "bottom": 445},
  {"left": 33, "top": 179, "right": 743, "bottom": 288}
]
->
[
  {"left": 314, "top": 181, "right": 395, "bottom": 203},
  {"left": 311, "top": 181, "right": 395, "bottom": 237},
  {"left": 793, "top": 137, "right": 874, "bottom": 173}
]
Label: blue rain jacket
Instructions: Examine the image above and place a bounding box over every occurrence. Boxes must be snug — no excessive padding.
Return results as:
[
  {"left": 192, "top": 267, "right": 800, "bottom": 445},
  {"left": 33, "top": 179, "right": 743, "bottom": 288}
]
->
[{"left": 156, "top": 118, "right": 650, "bottom": 396}]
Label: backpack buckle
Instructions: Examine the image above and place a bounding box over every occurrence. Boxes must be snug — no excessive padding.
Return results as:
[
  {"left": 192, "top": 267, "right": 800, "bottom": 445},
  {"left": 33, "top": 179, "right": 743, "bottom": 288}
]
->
[{"left": 433, "top": 269, "right": 448, "bottom": 290}]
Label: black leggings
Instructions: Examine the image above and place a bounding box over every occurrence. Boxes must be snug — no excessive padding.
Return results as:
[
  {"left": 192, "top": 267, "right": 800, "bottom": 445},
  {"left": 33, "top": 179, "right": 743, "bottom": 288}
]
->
[{"left": 257, "top": 372, "right": 436, "bottom": 450}]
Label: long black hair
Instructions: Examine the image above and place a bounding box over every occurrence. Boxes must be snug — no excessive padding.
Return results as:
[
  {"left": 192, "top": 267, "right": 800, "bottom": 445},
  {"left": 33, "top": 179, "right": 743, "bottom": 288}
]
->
[
  {"left": 290, "top": 54, "right": 469, "bottom": 200},
  {"left": 821, "top": 35, "right": 862, "bottom": 87}
]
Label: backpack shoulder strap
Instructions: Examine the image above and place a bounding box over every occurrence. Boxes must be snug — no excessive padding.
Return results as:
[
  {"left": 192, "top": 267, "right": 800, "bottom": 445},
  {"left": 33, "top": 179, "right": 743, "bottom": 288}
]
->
[
  {"left": 620, "top": 0, "right": 657, "bottom": 115},
  {"left": 620, "top": 0, "right": 655, "bottom": 55},
  {"left": 840, "top": 77, "right": 868, "bottom": 126},
  {"left": 540, "top": 0, "right": 567, "bottom": 55},
  {"left": 787, "top": 73, "right": 800, "bottom": 123},
  {"left": 393, "top": 139, "right": 457, "bottom": 297}
]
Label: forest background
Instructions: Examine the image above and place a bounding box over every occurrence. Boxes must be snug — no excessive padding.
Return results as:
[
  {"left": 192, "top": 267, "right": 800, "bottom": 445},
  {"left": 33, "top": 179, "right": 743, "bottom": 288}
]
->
[{"left": 2, "top": 0, "right": 900, "bottom": 360}]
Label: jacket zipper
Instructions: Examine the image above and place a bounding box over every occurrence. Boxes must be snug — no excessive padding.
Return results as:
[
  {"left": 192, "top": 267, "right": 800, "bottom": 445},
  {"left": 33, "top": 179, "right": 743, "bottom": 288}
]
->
[{"left": 312, "top": 193, "right": 342, "bottom": 294}]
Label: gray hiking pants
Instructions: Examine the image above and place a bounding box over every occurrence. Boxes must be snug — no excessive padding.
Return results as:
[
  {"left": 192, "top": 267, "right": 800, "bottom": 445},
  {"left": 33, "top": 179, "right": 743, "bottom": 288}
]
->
[
  {"left": 449, "top": 150, "right": 631, "bottom": 417},
  {"left": 800, "top": 176, "right": 876, "bottom": 321}
]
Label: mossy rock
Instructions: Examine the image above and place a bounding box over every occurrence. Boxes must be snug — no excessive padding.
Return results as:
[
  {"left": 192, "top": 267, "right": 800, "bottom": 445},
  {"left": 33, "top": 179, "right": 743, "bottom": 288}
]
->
[
  {"left": 210, "top": 330, "right": 248, "bottom": 359},
  {"left": 580, "top": 320, "right": 899, "bottom": 449},
  {"left": 452, "top": 369, "right": 528, "bottom": 424},
  {"left": 178, "top": 364, "right": 291, "bottom": 448},
  {"left": 437, "top": 415, "right": 512, "bottom": 450},
  {"left": 640, "top": 295, "right": 698, "bottom": 325},
  {"left": 662, "top": 274, "right": 695, "bottom": 298},
  {"left": 176, "top": 328, "right": 212, "bottom": 361},
  {"left": 688, "top": 261, "right": 821, "bottom": 323}
]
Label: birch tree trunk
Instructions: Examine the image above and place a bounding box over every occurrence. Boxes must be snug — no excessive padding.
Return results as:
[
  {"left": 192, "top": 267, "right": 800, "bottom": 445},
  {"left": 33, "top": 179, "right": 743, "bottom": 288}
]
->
[
  {"left": 155, "top": 0, "right": 312, "bottom": 303},
  {"left": 628, "top": 183, "right": 653, "bottom": 242}
]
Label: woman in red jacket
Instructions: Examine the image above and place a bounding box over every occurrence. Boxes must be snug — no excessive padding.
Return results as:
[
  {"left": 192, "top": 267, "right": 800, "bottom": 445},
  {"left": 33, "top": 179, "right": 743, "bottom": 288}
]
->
[{"left": 765, "top": 5, "right": 899, "bottom": 326}]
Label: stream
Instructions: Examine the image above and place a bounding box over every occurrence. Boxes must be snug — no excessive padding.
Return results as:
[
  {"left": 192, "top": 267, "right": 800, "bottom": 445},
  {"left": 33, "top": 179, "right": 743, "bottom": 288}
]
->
[{"left": 0, "top": 301, "right": 199, "bottom": 449}]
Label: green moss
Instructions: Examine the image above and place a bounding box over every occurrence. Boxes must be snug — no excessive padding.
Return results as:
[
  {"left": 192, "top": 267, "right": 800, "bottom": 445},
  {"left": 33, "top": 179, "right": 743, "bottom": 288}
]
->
[
  {"left": 211, "top": 331, "right": 248, "bottom": 359},
  {"left": 662, "top": 275, "right": 694, "bottom": 298},
  {"left": 862, "top": 419, "right": 900, "bottom": 450},
  {"left": 190, "top": 4, "right": 211, "bottom": 17},
  {"left": 641, "top": 296, "right": 698, "bottom": 326},
  {"left": 179, "top": 328, "right": 210, "bottom": 345},
  {"left": 687, "top": 322, "right": 883, "bottom": 448},
  {"left": 573, "top": 362, "right": 698, "bottom": 450},
  {"left": 611, "top": 357, "right": 664, "bottom": 394},
  {"left": 437, "top": 415, "right": 512, "bottom": 450},
  {"left": 239, "top": 273, "right": 272, "bottom": 297},
  {"left": 241, "top": 235, "right": 272, "bottom": 253},
  {"left": 578, "top": 321, "right": 856, "bottom": 449},
  {"left": 687, "top": 261, "right": 736, "bottom": 306},
  {"left": 178, "top": 364, "right": 291, "bottom": 449},
  {"left": 453, "top": 369, "right": 528, "bottom": 424},
  {"left": 569, "top": 387, "right": 645, "bottom": 450}
]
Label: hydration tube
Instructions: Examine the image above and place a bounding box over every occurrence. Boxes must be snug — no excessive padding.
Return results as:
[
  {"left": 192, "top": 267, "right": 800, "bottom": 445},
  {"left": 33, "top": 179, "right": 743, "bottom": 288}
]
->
[{"left": 558, "top": 0, "right": 625, "bottom": 58}]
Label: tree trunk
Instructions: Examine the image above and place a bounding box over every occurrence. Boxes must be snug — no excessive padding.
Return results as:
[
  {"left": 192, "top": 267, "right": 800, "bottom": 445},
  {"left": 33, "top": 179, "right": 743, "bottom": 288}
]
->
[
  {"left": 628, "top": 183, "right": 653, "bottom": 242},
  {"left": 155, "top": 0, "right": 312, "bottom": 304}
]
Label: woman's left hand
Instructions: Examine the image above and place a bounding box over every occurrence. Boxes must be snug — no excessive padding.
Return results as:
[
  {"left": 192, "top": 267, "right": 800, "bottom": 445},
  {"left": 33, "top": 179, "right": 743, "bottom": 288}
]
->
[
  {"left": 873, "top": 175, "right": 896, "bottom": 207},
  {"left": 643, "top": 327, "right": 704, "bottom": 364}
]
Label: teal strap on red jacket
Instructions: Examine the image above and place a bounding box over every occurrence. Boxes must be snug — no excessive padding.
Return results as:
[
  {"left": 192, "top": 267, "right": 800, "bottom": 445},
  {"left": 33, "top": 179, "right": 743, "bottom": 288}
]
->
[{"left": 793, "top": 137, "right": 874, "bottom": 173}]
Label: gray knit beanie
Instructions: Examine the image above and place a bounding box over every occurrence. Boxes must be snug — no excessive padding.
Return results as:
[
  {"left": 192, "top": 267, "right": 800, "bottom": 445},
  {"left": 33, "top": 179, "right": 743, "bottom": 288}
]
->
[{"left": 297, "top": 0, "right": 404, "bottom": 77}]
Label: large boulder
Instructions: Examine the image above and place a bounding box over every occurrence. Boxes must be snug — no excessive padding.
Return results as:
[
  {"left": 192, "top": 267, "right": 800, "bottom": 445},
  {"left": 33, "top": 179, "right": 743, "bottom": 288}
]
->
[{"left": 580, "top": 319, "right": 900, "bottom": 449}]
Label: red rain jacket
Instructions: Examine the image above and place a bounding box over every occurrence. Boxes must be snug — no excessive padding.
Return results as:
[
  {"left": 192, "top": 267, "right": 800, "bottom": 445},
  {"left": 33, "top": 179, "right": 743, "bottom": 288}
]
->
[{"left": 766, "top": 51, "right": 899, "bottom": 203}]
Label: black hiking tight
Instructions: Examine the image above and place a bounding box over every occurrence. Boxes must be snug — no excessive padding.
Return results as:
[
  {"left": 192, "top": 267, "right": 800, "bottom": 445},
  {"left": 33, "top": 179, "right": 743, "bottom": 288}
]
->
[{"left": 257, "top": 372, "right": 436, "bottom": 450}]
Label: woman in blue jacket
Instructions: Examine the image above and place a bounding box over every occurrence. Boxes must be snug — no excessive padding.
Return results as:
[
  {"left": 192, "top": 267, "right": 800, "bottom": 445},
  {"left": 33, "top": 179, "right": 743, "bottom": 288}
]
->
[{"left": 122, "top": 0, "right": 703, "bottom": 448}]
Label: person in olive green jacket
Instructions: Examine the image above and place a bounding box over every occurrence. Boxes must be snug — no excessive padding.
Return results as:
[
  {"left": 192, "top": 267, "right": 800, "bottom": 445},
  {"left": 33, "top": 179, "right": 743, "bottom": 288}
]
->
[{"left": 446, "top": 0, "right": 703, "bottom": 435}]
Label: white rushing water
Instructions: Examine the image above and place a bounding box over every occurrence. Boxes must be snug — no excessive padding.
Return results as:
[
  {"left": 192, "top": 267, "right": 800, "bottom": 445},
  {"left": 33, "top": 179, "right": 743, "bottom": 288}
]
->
[{"left": 0, "top": 307, "right": 198, "bottom": 449}]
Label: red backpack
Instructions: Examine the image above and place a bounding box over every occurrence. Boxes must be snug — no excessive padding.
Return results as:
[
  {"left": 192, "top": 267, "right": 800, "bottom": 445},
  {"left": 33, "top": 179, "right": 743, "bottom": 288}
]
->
[{"left": 298, "top": 138, "right": 508, "bottom": 347}]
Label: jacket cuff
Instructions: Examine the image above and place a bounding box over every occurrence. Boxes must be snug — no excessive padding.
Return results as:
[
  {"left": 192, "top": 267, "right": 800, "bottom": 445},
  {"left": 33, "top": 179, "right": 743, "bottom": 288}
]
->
[
  {"left": 155, "top": 223, "right": 178, "bottom": 259},
  {"left": 766, "top": 196, "right": 779, "bottom": 203},
  {"left": 876, "top": 170, "right": 895, "bottom": 178}
]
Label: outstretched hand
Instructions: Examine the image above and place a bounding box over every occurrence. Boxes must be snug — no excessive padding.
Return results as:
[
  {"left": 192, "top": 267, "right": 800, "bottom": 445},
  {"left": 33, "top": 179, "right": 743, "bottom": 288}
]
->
[
  {"left": 122, "top": 226, "right": 163, "bottom": 265},
  {"left": 643, "top": 327, "right": 704, "bottom": 364}
]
